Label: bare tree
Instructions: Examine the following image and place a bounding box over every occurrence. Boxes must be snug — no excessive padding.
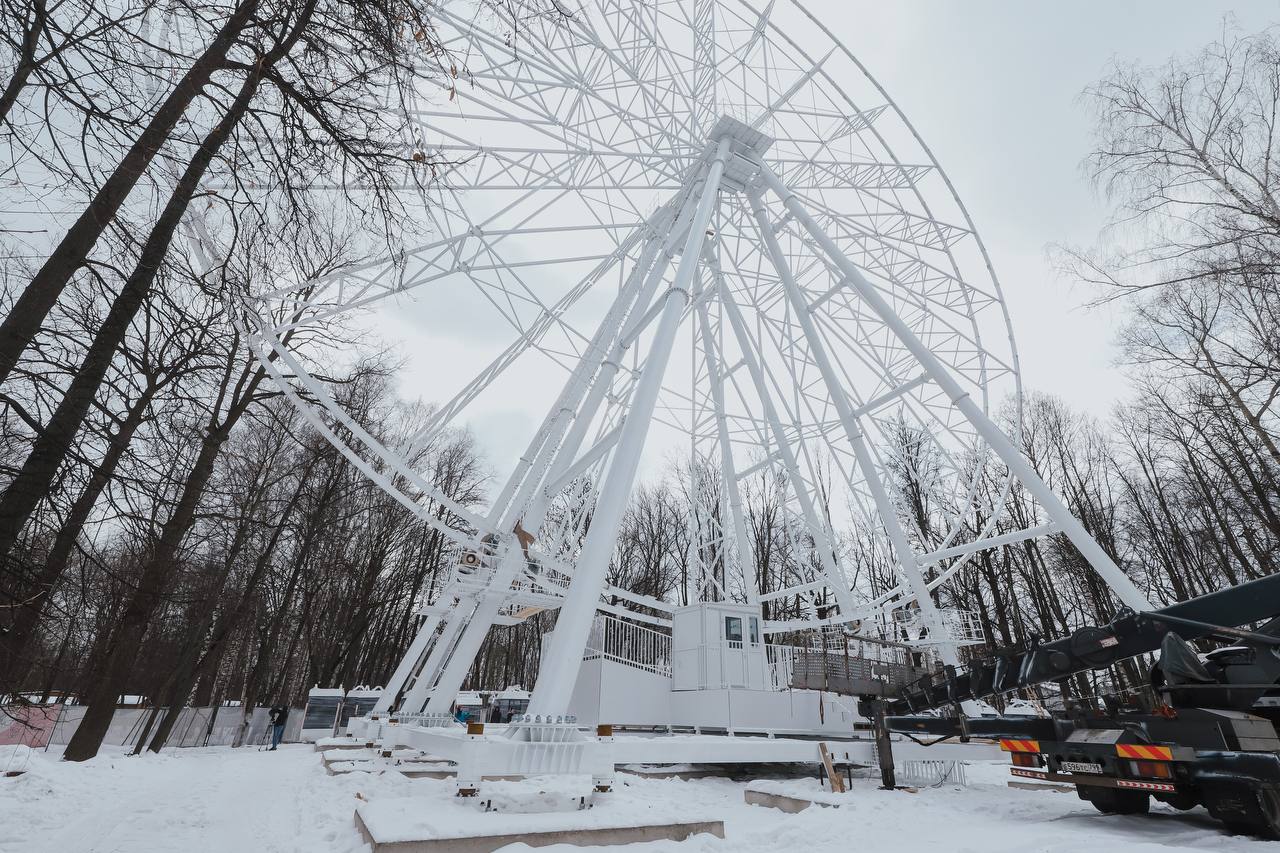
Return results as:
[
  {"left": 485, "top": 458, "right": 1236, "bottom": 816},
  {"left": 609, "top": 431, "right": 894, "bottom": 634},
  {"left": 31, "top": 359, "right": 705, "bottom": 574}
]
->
[
  {"left": 0, "top": 270, "right": 219, "bottom": 686},
  {"left": 0, "top": 0, "right": 467, "bottom": 565},
  {"left": 0, "top": 0, "right": 261, "bottom": 381}
]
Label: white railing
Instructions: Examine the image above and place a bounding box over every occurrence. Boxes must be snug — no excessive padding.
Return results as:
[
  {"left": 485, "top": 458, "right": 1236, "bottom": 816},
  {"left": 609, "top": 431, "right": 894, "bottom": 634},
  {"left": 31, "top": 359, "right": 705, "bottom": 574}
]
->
[
  {"left": 799, "top": 628, "right": 938, "bottom": 669},
  {"left": 767, "top": 634, "right": 939, "bottom": 693},
  {"left": 583, "top": 614, "right": 673, "bottom": 677},
  {"left": 577, "top": 614, "right": 947, "bottom": 693},
  {"left": 899, "top": 760, "right": 968, "bottom": 788},
  {"left": 765, "top": 643, "right": 797, "bottom": 691}
]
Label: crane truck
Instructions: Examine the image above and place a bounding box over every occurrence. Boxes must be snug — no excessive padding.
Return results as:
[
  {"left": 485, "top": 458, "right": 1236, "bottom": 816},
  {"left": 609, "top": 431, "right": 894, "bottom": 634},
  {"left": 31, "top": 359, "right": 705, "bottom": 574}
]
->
[{"left": 870, "top": 573, "right": 1280, "bottom": 837}]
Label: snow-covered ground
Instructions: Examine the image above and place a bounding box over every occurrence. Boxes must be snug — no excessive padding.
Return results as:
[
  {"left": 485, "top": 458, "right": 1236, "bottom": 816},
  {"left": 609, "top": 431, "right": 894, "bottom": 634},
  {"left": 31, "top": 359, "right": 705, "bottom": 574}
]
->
[{"left": 0, "top": 743, "right": 1270, "bottom": 852}]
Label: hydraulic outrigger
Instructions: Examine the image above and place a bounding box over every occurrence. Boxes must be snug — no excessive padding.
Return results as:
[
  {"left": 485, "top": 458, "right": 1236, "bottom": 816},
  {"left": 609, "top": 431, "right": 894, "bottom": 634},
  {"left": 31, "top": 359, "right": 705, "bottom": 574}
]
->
[{"left": 861, "top": 573, "right": 1280, "bottom": 837}]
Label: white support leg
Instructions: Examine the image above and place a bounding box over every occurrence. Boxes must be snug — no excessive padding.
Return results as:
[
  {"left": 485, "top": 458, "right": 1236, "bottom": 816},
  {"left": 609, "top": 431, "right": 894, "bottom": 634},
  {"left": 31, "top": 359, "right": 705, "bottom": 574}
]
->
[
  {"left": 530, "top": 244, "right": 681, "bottom": 521},
  {"left": 424, "top": 578, "right": 515, "bottom": 714},
  {"left": 417, "top": 230, "right": 673, "bottom": 714},
  {"left": 747, "top": 190, "right": 958, "bottom": 665},
  {"left": 528, "top": 138, "right": 733, "bottom": 716},
  {"left": 484, "top": 229, "right": 669, "bottom": 528},
  {"left": 372, "top": 613, "right": 441, "bottom": 715},
  {"left": 758, "top": 165, "right": 1151, "bottom": 612},
  {"left": 400, "top": 598, "right": 474, "bottom": 713}
]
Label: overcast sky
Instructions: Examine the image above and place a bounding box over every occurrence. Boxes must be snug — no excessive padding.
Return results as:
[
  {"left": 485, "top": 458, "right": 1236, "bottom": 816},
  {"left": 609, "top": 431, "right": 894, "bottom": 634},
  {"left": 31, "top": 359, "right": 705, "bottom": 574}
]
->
[
  {"left": 377, "top": 1, "right": 1280, "bottom": 478},
  {"left": 800, "top": 0, "right": 1279, "bottom": 416}
]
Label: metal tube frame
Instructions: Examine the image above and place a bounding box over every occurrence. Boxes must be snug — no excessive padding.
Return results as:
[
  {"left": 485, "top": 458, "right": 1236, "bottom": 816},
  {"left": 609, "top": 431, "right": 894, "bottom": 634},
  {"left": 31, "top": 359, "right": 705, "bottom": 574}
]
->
[
  {"left": 756, "top": 164, "right": 1151, "bottom": 612},
  {"left": 746, "top": 189, "right": 958, "bottom": 665},
  {"left": 528, "top": 137, "right": 733, "bottom": 716}
]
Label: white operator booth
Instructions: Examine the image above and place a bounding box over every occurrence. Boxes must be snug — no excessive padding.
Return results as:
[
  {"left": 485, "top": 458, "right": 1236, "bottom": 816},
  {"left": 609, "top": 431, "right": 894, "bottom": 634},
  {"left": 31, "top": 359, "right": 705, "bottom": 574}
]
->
[{"left": 672, "top": 602, "right": 769, "bottom": 691}]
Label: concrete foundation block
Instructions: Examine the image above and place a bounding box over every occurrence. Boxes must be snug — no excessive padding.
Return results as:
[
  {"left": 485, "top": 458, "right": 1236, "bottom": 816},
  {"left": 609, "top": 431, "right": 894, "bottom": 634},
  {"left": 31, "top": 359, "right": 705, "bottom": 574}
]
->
[
  {"left": 314, "top": 739, "right": 365, "bottom": 752},
  {"left": 743, "top": 788, "right": 837, "bottom": 813},
  {"left": 355, "top": 804, "right": 723, "bottom": 853}
]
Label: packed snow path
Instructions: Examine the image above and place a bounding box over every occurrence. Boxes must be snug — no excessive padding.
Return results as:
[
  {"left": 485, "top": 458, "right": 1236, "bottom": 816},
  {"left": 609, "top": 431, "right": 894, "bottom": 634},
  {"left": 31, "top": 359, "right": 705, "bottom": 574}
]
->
[
  {"left": 0, "top": 744, "right": 371, "bottom": 852},
  {"left": 0, "top": 744, "right": 1269, "bottom": 852}
]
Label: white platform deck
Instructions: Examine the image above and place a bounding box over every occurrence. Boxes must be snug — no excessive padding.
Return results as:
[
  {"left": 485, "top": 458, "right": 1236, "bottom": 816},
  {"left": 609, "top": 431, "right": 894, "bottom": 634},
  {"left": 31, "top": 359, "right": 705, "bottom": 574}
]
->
[{"left": 355, "top": 718, "right": 999, "bottom": 770}]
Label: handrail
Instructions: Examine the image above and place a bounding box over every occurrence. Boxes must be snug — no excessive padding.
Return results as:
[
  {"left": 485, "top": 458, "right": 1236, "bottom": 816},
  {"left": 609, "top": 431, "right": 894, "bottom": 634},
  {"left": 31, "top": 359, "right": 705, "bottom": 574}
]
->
[
  {"left": 583, "top": 614, "right": 673, "bottom": 676},
  {"left": 580, "top": 613, "right": 935, "bottom": 693}
]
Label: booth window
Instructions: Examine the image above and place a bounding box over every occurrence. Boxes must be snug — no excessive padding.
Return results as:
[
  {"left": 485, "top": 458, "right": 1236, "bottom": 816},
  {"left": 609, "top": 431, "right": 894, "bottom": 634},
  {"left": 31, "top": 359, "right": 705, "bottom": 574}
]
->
[
  {"left": 749, "top": 617, "right": 760, "bottom": 645},
  {"left": 724, "top": 615, "right": 743, "bottom": 646},
  {"left": 303, "top": 697, "right": 340, "bottom": 731}
]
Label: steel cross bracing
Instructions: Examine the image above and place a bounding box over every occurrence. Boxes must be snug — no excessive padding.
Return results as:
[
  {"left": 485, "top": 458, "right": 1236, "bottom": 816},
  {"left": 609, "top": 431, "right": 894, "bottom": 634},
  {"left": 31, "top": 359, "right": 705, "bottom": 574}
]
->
[
  {"left": 370, "top": 121, "right": 1144, "bottom": 718},
  {"left": 242, "top": 1, "right": 1155, "bottom": 718}
]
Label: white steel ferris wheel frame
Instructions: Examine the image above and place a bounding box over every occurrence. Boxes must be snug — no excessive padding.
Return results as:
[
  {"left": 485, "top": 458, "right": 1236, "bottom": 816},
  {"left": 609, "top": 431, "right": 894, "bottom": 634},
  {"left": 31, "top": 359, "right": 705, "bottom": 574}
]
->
[{"left": 241, "top": 0, "right": 1152, "bottom": 720}]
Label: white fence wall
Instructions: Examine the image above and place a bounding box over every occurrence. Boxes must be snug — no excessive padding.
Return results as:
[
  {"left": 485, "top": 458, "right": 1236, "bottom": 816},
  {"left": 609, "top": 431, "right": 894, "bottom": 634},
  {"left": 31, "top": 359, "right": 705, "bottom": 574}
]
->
[{"left": 26, "top": 705, "right": 305, "bottom": 749}]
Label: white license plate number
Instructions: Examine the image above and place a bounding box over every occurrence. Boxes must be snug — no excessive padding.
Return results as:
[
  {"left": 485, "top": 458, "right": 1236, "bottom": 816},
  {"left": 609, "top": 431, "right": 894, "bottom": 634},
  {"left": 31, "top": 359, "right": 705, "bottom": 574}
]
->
[{"left": 1060, "top": 761, "right": 1103, "bottom": 774}]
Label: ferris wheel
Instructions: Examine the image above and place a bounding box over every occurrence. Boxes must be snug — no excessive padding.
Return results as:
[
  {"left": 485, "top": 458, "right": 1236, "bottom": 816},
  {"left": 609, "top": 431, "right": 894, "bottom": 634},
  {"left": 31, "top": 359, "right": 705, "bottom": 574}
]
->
[{"left": 244, "top": 0, "right": 1150, "bottom": 719}]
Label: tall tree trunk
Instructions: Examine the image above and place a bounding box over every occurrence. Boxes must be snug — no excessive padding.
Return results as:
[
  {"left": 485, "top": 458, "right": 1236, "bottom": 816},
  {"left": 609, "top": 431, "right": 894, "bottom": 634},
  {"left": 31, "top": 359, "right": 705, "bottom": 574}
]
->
[
  {"left": 0, "top": 0, "right": 48, "bottom": 128},
  {"left": 0, "top": 0, "right": 259, "bottom": 385},
  {"left": 1, "top": 381, "right": 158, "bottom": 687},
  {"left": 0, "top": 66, "right": 266, "bottom": 564},
  {"left": 35, "top": 619, "right": 73, "bottom": 702},
  {"left": 267, "top": 613, "right": 306, "bottom": 705},
  {"left": 63, "top": 420, "right": 231, "bottom": 761},
  {"left": 142, "top": 600, "right": 223, "bottom": 753},
  {"left": 148, "top": 466, "right": 313, "bottom": 752},
  {"left": 234, "top": 548, "right": 308, "bottom": 747}
]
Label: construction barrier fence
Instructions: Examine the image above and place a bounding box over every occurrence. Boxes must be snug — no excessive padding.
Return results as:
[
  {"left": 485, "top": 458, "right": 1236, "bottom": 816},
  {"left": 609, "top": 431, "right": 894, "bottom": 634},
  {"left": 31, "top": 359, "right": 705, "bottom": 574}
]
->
[{"left": 0, "top": 704, "right": 304, "bottom": 750}]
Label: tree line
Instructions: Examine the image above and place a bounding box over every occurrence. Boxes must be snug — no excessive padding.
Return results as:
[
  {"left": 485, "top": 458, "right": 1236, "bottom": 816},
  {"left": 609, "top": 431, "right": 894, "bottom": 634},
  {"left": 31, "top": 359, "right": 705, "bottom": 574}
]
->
[
  {"left": 0, "top": 5, "right": 1276, "bottom": 760},
  {"left": 0, "top": 0, "right": 566, "bottom": 759}
]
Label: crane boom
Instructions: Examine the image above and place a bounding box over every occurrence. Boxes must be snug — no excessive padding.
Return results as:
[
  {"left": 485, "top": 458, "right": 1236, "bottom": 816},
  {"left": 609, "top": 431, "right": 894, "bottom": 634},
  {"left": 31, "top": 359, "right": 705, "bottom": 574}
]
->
[{"left": 888, "top": 572, "right": 1280, "bottom": 716}]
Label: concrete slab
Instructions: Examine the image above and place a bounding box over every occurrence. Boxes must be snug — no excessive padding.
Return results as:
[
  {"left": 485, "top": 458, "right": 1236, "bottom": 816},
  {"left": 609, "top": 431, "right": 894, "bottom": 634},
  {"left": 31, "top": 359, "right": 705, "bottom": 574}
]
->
[
  {"left": 615, "top": 733, "right": 999, "bottom": 767},
  {"left": 398, "top": 768, "right": 453, "bottom": 780},
  {"left": 325, "top": 759, "right": 394, "bottom": 776},
  {"left": 326, "top": 756, "right": 457, "bottom": 776},
  {"left": 355, "top": 803, "right": 723, "bottom": 853},
  {"left": 314, "top": 738, "right": 364, "bottom": 752},
  {"left": 743, "top": 786, "right": 841, "bottom": 813},
  {"left": 321, "top": 747, "right": 437, "bottom": 770},
  {"left": 375, "top": 725, "right": 1000, "bottom": 788},
  {"left": 322, "top": 746, "right": 425, "bottom": 761}
]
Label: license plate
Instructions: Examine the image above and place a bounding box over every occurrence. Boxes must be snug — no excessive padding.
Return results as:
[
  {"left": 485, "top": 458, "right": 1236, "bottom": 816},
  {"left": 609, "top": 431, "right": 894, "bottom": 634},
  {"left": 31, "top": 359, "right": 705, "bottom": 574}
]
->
[{"left": 1060, "top": 761, "right": 1103, "bottom": 774}]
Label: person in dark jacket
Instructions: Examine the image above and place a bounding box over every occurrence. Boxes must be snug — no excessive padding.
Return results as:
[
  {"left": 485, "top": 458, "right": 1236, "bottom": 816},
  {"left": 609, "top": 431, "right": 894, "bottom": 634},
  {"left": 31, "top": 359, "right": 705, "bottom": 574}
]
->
[{"left": 268, "top": 705, "right": 289, "bottom": 750}]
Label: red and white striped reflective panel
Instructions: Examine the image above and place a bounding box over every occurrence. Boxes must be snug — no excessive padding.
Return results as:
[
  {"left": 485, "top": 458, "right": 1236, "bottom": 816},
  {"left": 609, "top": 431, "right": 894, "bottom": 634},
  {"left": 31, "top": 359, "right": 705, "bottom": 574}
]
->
[
  {"left": 1010, "top": 767, "right": 1048, "bottom": 780},
  {"left": 1115, "top": 744, "right": 1174, "bottom": 761},
  {"left": 1000, "top": 739, "right": 1040, "bottom": 753},
  {"left": 1116, "top": 778, "right": 1177, "bottom": 792}
]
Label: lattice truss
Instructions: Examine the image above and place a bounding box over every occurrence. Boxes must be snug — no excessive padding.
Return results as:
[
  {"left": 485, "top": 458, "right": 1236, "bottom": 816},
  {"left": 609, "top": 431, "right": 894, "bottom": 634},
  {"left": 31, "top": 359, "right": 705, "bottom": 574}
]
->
[{"left": 244, "top": 0, "right": 1048, "bottom": 695}]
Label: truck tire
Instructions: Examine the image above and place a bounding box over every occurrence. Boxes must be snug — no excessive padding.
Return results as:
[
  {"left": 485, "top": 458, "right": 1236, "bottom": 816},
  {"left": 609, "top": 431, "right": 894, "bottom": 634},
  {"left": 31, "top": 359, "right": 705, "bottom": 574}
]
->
[
  {"left": 1205, "top": 783, "right": 1280, "bottom": 838},
  {"left": 1078, "top": 785, "right": 1150, "bottom": 815},
  {"left": 1252, "top": 785, "right": 1280, "bottom": 840}
]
